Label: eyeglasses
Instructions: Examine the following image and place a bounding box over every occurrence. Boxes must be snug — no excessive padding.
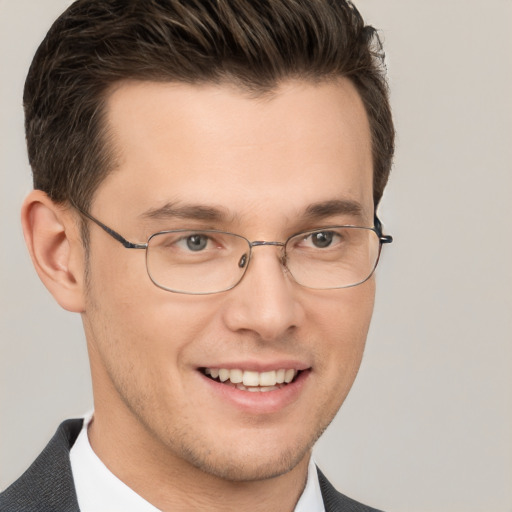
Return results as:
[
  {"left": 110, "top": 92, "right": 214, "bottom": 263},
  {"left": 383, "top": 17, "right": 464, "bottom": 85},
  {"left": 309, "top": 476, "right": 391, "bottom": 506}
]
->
[{"left": 75, "top": 206, "right": 392, "bottom": 295}]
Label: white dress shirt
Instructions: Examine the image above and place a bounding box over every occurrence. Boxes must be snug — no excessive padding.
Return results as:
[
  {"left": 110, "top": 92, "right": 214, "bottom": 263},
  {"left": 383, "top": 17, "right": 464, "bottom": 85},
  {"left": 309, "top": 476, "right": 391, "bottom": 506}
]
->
[{"left": 70, "top": 413, "right": 325, "bottom": 512}]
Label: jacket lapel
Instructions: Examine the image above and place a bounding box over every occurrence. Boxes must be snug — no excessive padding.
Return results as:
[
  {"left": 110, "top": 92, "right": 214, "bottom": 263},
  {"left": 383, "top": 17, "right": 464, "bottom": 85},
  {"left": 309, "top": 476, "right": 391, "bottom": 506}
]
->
[
  {"left": 317, "top": 467, "right": 384, "bottom": 512},
  {"left": 0, "top": 418, "right": 83, "bottom": 512}
]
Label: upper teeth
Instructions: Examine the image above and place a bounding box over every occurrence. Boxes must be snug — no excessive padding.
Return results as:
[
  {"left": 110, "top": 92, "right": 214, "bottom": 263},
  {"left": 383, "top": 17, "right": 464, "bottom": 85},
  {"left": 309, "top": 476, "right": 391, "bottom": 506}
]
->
[{"left": 204, "top": 368, "right": 297, "bottom": 386}]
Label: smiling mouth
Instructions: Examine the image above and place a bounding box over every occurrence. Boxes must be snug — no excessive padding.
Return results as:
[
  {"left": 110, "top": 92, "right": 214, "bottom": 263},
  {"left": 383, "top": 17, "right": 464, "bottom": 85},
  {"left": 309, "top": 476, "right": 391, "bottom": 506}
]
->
[{"left": 200, "top": 368, "right": 302, "bottom": 392}]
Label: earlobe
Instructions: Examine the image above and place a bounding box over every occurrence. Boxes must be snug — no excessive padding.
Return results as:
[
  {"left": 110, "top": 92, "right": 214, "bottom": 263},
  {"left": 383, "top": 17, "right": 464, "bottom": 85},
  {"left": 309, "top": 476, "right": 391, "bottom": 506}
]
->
[{"left": 21, "top": 190, "right": 86, "bottom": 313}]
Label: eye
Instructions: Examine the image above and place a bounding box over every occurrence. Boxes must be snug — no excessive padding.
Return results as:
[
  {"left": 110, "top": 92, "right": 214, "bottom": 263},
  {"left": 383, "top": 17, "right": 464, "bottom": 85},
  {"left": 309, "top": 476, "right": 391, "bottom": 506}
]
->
[
  {"left": 300, "top": 230, "right": 343, "bottom": 249},
  {"left": 184, "top": 234, "right": 209, "bottom": 251},
  {"left": 310, "top": 231, "right": 334, "bottom": 248},
  {"left": 152, "top": 231, "right": 231, "bottom": 256}
]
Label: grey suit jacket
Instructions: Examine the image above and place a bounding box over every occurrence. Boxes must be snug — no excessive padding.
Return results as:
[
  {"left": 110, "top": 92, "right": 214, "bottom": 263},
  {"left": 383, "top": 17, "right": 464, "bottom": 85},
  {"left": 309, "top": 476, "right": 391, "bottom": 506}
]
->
[{"left": 0, "top": 419, "right": 384, "bottom": 512}]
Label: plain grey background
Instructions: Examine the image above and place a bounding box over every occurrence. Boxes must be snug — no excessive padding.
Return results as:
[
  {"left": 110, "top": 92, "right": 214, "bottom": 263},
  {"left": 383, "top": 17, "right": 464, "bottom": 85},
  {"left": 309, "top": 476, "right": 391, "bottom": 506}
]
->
[{"left": 1, "top": 1, "right": 511, "bottom": 511}]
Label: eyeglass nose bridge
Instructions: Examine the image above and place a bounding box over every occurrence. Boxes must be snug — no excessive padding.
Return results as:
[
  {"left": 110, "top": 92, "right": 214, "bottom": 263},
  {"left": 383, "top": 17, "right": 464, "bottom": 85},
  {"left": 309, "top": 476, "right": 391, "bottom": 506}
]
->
[
  {"left": 240, "top": 239, "right": 288, "bottom": 271},
  {"left": 249, "top": 240, "right": 286, "bottom": 248}
]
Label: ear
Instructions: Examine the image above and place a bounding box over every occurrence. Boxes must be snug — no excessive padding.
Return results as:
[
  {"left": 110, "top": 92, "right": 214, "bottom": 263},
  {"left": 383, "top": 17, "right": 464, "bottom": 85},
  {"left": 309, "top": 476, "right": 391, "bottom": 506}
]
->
[{"left": 21, "top": 190, "right": 86, "bottom": 313}]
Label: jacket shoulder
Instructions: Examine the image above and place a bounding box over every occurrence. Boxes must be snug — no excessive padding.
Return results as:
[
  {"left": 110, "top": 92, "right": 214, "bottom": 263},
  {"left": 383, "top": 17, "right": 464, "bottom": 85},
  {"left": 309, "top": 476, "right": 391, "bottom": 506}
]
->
[
  {"left": 0, "top": 418, "right": 83, "bottom": 512},
  {"left": 317, "top": 467, "right": 386, "bottom": 512}
]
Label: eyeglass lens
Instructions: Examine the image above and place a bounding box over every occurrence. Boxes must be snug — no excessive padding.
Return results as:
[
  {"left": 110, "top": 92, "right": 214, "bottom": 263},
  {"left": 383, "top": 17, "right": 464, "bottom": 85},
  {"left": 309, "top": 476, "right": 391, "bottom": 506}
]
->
[{"left": 145, "top": 227, "right": 381, "bottom": 295}]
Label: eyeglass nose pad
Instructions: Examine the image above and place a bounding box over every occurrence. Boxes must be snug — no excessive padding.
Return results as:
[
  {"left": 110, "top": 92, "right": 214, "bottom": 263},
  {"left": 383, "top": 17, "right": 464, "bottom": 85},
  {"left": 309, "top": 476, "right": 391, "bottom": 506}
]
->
[{"left": 238, "top": 253, "right": 248, "bottom": 268}]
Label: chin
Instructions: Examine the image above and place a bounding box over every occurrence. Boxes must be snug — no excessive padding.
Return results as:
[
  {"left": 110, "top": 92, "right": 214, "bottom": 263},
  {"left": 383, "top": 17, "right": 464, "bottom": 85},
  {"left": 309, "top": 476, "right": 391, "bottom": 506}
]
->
[
  {"left": 141, "top": 386, "right": 344, "bottom": 483},
  {"left": 189, "top": 444, "right": 311, "bottom": 482}
]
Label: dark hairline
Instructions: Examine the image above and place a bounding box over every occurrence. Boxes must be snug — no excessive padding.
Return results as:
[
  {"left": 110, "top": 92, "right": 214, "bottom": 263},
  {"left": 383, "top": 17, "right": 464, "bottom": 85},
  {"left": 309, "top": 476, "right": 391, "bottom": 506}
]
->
[{"left": 24, "top": 0, "right": 394, "bottom": 223}]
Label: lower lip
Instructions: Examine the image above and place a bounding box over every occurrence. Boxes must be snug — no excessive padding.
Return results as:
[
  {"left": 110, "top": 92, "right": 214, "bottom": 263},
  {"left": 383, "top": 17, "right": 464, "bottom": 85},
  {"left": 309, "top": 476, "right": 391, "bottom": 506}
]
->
[{"left": 199, "top": 370, "right": 310, "bottom": 415}]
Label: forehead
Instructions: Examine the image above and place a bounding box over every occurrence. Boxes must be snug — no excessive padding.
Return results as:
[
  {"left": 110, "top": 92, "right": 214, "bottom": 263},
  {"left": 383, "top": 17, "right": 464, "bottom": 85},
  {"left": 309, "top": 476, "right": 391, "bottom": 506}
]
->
[{"left": 96, "top": 79, "right": 373, "bottom": 228}]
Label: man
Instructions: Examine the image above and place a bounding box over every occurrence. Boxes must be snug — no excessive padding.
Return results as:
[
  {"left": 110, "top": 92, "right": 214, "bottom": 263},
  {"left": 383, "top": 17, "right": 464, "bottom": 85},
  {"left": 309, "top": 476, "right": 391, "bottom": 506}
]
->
[{"left": 0, "top": 0, "right": 394, "bottom": 510}]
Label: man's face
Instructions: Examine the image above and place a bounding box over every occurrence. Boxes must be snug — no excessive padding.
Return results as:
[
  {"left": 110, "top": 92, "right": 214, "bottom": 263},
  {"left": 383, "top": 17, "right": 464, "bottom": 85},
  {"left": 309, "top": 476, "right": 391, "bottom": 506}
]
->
[{"left": 82, "top": 78, "right": 375, "bottom": 481}]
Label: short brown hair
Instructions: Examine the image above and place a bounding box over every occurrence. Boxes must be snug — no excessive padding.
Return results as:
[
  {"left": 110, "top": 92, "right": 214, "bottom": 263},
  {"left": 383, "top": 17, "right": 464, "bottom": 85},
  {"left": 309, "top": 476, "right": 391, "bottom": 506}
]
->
[{"left": 24, "top": 0, "right": 394, "bottom": 211}]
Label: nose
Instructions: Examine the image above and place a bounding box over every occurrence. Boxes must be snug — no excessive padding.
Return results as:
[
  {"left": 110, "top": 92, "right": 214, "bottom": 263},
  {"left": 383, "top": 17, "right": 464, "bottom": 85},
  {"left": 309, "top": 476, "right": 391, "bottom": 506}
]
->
[{"left": 221, "top": 245, "right": 304, "bottom": 342}]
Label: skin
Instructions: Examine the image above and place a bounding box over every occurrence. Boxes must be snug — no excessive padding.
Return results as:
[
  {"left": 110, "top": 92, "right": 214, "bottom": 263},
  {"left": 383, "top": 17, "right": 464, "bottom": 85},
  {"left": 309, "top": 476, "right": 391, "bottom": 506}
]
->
[{"left": 22, "top": 78, "right": 375, "bottom": 511}]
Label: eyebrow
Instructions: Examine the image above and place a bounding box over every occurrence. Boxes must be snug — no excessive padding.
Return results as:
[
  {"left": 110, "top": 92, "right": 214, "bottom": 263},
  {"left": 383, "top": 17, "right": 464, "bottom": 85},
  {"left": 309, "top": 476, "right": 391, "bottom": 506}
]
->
[
  {"left": 303, "top": 199, "right": 365, "bottom": 221},
  {"left": 140, "top": 203, "right": 230, "bottom": 222}
]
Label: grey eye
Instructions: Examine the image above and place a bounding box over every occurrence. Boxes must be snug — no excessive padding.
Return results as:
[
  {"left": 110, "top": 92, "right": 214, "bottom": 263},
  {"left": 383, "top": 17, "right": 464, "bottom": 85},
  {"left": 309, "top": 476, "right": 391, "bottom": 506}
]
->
[
  {"left": 186, "top": 234, "right": 208, "bottom": 251},
  {"left": 311, "top": 231, "right": 334, "bottom": 248}
]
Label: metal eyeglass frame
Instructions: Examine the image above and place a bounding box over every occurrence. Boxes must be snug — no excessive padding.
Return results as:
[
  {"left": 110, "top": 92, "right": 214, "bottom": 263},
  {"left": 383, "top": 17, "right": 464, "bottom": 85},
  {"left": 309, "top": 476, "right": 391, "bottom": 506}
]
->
[{"left": 73, "top": 203, "right": 393, "bottom": 294}]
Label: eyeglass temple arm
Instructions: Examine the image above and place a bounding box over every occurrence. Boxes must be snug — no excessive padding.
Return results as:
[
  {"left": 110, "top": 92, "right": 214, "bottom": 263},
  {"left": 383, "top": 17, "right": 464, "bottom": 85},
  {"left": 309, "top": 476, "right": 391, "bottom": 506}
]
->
[
  {"left": 374, "top": 215, "right": 393, "bottom": 244},
  {"left": 72, "top": 202, "right": 147, "bottom": 249}
]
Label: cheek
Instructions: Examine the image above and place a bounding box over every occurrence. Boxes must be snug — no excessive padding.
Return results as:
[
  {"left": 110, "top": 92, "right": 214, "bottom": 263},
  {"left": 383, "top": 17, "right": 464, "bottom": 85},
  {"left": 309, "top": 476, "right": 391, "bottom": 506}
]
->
[
  {"left": 307, "top": 277, "right": 375, "bottom": 341},
  {"left": 308, "top": 279, "right": 375, "bottom": 390},
  {"left": 85, "top": 247, "right": 165, "bottom": 374},
  {"left": 85, "top": 244, "right": 221, "bottom": 373},
  {"left": 83, "top": 271, "right": 218, "bottom": 422}
]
